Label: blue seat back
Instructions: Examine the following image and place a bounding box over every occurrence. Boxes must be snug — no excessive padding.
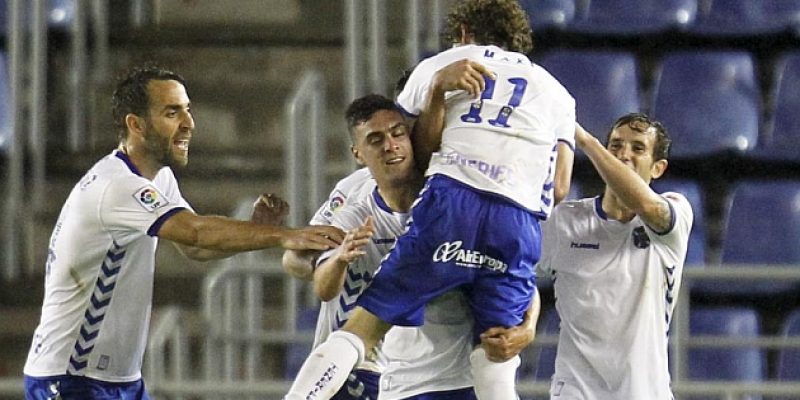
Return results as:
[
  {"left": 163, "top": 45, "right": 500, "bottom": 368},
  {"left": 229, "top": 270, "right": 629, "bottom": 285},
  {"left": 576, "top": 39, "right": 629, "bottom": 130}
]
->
[
  {"left": 652, "top": 51, "right": 759, "bottom": 158},
  {"left": 520, "top": 0, "right": 576, "bottom": 30},
  {"left": 759, "top": 52, "right": 800, "bottom": 161},
  {"left": 691, "top": 0, "right": 800, "bottom": 36},
  {"left": 538, "top": 50, "right": 640, "bottom": 143},
  {"left": 569, "top": 0, "right": 697, "bottom": 35},
  {"left": 689, "top": 307, "right": 765, "bottom": 383},
  {"left": 777, "top": 309, "right": 800, "bottom": 380},
  {"left": 651, "top": 178, "right": 706, "bottom": 267},
  {"left": 721, "top": 181, "right": 800, "bottom": 265}
]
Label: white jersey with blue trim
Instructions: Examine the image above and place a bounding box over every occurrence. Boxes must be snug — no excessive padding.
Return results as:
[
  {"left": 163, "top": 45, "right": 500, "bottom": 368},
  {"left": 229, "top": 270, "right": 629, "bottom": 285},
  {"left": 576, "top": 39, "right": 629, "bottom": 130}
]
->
[
  {"left": 396, "top": 44, "right": 575, "bottom": 216},
  {"left": 24, "top": 150, "right": 191, "bottom": 382},
  {"left": 312, "top": 170, "right": 474, "bottom": 396},
  {"left": 536, "top": 193, "right": 692, "bottom": 400}
]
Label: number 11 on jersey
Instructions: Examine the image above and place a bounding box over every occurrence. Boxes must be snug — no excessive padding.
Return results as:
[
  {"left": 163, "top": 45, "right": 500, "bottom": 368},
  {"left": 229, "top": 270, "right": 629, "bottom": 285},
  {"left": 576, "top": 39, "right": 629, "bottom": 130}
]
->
[{"left": 460, "top": 77, "right": 528, "bottom": 128}]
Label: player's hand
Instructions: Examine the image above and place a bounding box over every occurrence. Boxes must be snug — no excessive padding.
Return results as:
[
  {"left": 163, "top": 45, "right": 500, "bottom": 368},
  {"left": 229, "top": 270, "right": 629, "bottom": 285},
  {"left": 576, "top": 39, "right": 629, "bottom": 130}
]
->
[
  {"left": 251, "top": 193, "right": 289, "bottom": 226},
  {"left": 432, "top": 59, "right": 496, "bottom": 98},
  {"left": 280, "top": 225, "right": 344, "bottom": 251},
  {"left": 480, "top": 323, "right": 535, "bottom": 362},
  {"left": 332, "top": 217, "right": 375, "bottom": 264}
]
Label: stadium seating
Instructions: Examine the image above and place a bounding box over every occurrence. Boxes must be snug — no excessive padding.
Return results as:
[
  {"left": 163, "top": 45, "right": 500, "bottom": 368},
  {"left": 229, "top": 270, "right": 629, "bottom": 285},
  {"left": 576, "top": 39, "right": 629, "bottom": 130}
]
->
[
  {"left": 650, "top": 51, "right": 759, "bottom": 159},
  {"left": 776, "top": 308, "right": 800, "bottom": 381},
  {"left": 755, "top": 52, "right": 800, "bottom": 161},
  {"left": 567, "top": 0, "right": 697, "bottom": 35},
  {"left": 697, "top": 180, "right": 800, "bottom": 295},
  {"left": 689, "top": 307, "right": 765, "bottom": 400},
  {"left": 651, "top": 178, "right": 706, "bottom": 267},
  {"left": 519, "top": 0, "right": 576, "bottom": 31},
  {"left": 537, "top": 50, "right": 641, "bottom": 145},
  {"left": 283, "top": 305, "right": 319, "bottom": 379},
  {"left": 690, "top": 0, "right": 800, "bottom": 36}
]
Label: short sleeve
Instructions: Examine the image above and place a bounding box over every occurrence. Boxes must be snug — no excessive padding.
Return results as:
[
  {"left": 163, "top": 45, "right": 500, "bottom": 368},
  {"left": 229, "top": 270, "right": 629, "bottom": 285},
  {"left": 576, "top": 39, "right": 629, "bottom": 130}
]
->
[
  {"left": 310, "top": 168, "right": 374, "bottom": 226},
  {"left": 99, "top": 174, "right": 188, "bottom": 241},
  {"left": 648, "top": 192, "right": 693, "bottom": 254},
  {"left": 395, "top": 57, "right": 440, "bottom": 117}
]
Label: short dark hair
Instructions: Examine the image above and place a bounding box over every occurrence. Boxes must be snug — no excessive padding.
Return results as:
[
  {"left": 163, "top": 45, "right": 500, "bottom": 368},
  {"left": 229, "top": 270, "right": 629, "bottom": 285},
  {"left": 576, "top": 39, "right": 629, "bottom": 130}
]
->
[
  {"left": 606, "top": 113, "right": 671, "bottom": 161},
  {"left": 345, "top": 94, "right": 401, "bottom": 143},
  {"left": 111, "top": 65, "right": 186, "bottom": 142},
  {"left": 444, "top": 0, "right": 533, "bottom": 54}
]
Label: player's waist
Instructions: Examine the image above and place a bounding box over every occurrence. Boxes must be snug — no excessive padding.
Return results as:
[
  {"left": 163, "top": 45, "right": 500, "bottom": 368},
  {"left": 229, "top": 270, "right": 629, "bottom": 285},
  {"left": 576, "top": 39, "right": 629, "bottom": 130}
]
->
[{"left": 424, "top": 172, "right": 548, "bottom": 219}]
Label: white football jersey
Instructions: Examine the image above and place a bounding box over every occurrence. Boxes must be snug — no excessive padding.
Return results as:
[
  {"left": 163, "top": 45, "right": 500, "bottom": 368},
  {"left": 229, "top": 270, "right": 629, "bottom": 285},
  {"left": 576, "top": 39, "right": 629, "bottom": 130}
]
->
[
  {"left": 312, "top": 170, "right": 474, "bottom": 395},
  {"left": 396, "top": 44, "right": 575, "bottom": 217},
  {"left": 24, "top": 150, "right": 191, "bottom": 382},
  {"left": 537, "top": 194, "right": 693, "bottom": 400}
]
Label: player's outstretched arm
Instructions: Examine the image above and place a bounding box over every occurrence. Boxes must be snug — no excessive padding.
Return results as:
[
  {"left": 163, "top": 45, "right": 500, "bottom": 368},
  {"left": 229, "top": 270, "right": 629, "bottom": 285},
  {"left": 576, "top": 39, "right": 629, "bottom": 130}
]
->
[
  {"left": 553, "top": 141, "right": 575, "bottom": 205},
  {"left": 479, "top": 289, "right": 540, "bottom": 362},
  {"left": 313, "top": 217, "right": 375, "bottom": 301},
  {"left": 575, "top": 123, "right": 672, "bottom": 232},
  {"left": 176, "top": 193, "right": 294, "bottom": 261},
  {"left": 157, "top": 209, "right": 344, "bottom": 257}
]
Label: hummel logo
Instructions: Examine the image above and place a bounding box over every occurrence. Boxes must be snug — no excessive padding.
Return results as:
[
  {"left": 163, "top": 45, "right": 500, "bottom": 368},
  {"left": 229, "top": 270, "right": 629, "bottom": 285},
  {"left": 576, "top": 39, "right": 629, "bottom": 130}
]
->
[{"left": 570, "top": 242, "right": 599, "bottom": 249}]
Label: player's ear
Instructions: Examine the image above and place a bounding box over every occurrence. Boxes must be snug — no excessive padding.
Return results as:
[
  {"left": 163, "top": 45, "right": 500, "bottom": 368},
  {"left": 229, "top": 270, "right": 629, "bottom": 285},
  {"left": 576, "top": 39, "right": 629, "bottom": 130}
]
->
[
  {"left": 651, "top": 159, "right": 668, "bottom": 180},
  {"left": 351, "top": 145, "right": 366, "bottom": 166},
  {"left": 125, "top": 113, "right": 146, "bottom": 138}
]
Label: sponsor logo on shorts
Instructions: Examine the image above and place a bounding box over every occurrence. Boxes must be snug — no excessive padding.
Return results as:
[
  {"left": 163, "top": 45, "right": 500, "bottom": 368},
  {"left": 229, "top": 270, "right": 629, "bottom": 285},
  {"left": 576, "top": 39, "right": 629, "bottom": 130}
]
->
[
  {"left": 432, "top": 240, "right": 508, "bottom": 272},
  {"left": 133, "top": 185, "right": 169, "bottom": 212}
]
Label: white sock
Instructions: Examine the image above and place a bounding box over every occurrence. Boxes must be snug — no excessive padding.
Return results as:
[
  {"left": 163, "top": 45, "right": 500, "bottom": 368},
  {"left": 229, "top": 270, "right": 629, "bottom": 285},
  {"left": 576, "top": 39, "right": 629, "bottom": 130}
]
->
[
  {"left": 284, "top": 330, "right": 365, "bottom": 400},
  {"left": 470, "top": 347, "right": 521, "bottom": 400}
]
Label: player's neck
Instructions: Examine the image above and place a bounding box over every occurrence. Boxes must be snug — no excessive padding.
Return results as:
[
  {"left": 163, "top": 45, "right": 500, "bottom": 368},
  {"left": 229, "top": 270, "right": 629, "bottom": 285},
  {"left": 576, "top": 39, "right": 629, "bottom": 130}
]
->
[
  {"left": 118, "top": 143, "right": 161, "bottom": 180},
  {"left": 600, "top": 189, "right": 636, "bottom": 223},
  {"left": 378, "top": 176, "right": 423, "bottom": 213}
]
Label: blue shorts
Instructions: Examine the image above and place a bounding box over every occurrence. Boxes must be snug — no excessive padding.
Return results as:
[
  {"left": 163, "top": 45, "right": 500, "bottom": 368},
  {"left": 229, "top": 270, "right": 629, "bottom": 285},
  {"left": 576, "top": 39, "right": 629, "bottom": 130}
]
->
[
  {"left": 331, "top": 369, "right": 380, "bottom": 400},
  {"left": 24, "top": 374, "right": 150, "bottom": 400},
  {"left": 402, "top": 387, "right": 477, "bottom": 399},
  {"left": 357, "top": 175, "right": 539, "bottom": 341}
]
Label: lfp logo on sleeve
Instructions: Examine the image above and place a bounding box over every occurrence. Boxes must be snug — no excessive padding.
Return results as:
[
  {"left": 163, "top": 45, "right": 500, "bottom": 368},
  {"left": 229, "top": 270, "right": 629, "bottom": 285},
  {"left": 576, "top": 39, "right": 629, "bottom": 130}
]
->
[{"left": 133, "top": 185, "right": 170, "bottom": 212}]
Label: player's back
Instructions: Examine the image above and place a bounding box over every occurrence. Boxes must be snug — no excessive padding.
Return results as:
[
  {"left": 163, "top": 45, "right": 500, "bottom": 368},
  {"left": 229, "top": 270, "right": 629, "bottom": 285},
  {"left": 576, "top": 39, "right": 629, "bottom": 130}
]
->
[{"left": 397, "top": 45, "right": 575, "bottom": 216}]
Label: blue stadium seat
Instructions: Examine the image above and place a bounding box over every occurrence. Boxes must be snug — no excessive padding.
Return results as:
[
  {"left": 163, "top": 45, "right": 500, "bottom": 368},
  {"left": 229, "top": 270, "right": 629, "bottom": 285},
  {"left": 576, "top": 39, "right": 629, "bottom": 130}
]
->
[
  {"left": 283, "top": 306, "right": 319, "bottom": 379},
  {"left": 651, "top": 51, "right": 759, "bottom": 159},
  {"left": 697, "top": 181, "right": 800, "bottom": 295},
  {"left": 651, "top": 178, "right": 706, "bottom": 267},
  {"left": 775, "top": 309, "right": 800, "bottom": 381},
  {"left": 0, "top": 52, "right": 10, "bottom": 154},
  {"left": 690, "top": 0, "right": 800, "bottom": 36},
  {"left": 519, "top": 0, "right": 576, "bottom": 31},
  {"left": 756, "top": 52, "right": 800, "bottom": 161},
  {"left": 689, "top": 307, "right": 765, "bottom": 395},
  {"left": 519, "top": 307, "right": 559, "bottom": 382},
  {"left": 538, "top": 50, "right": 641, "bottom": 145},
  {"left": 776, "top": 308, "right": 800, "bottom": 381},
  {"left": 568, "top": 0, "right": 697, "bottom": 35}
]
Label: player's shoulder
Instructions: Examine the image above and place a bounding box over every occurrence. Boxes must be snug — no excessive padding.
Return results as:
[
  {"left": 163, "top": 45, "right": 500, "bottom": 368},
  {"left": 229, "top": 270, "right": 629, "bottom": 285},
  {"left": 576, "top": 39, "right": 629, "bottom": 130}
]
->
[
  {"left": 660, "top": 191, "right": 694, "bottom": 218},
  {"left": 333, "top": 168, "right": 374, "bottom": 194}
]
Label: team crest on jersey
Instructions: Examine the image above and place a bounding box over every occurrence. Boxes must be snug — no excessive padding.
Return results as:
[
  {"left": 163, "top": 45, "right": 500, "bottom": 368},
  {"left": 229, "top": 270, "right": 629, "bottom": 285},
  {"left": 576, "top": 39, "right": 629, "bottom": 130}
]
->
[
  {"left": 321, "top": 190, "right": 347, "bottom": 219},
  {"left": 133, "top": 185, "right": 169, "bottom": 212},
  {"left": 632, "top": 226, "right": 651, "bottom": 249}
]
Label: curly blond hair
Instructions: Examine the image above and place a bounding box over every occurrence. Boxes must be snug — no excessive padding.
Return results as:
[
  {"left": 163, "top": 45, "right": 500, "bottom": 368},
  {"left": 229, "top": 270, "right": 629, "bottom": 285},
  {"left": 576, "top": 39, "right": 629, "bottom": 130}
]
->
[{"left": 444, "top": 0, "right": 533, "bottom": 54}]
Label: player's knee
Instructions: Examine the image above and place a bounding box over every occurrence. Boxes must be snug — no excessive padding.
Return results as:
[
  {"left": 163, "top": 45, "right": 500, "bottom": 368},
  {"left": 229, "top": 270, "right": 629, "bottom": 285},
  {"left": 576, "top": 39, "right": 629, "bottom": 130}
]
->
[{"left": 328, "top": 330, "right": 366, "bottom": 365}]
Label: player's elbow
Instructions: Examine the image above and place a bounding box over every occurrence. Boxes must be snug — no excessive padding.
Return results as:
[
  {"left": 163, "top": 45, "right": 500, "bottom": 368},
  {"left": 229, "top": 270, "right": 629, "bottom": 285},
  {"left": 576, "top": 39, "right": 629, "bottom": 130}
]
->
[{"left": 314, "top": 283, "right": 338, "bottom": 302}]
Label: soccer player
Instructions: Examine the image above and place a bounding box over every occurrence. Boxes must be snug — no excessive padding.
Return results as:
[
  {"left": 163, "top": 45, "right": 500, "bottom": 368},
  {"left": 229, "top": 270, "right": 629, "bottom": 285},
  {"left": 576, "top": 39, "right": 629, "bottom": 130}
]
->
[
  {"left": 22, "top": 65, "right": 343, "bottom": 400},
  {"left": 283, "top": 93, "right": 540, "bottom": 400},
  {"left": 537, "top": 115, "right": 693, "bottom": 399},
  {"left": 284, "top": 1, "right": 576, "bottom": 399}
]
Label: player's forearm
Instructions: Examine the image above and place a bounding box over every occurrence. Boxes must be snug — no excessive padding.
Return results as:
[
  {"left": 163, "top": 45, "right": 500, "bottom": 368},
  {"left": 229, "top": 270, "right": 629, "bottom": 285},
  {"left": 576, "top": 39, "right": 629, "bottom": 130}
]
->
[
  {"left": 159, "top": 211, "right": 288, "bottom": 252},
  {"left": 313, "top": 257, "right": 349, "bottom": 301},
  {"left": 553, "top": 141, "right": 574, "bottom": 205},
  {"left": 413, "top": 86, "right": 447, "bottom": 171},
  {"left": 175, "top": 243, "right": 235, "bottom": 261}
]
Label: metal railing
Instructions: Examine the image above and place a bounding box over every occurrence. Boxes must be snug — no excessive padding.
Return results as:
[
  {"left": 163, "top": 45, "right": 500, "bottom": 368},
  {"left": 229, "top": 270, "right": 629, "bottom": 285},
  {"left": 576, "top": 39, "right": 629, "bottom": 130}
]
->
[
  {"left": 145, "top": 306, "right": 188, "bottom": 400},
  {"left": 138, "top": 265, "right": 800, "bottom": 400}
]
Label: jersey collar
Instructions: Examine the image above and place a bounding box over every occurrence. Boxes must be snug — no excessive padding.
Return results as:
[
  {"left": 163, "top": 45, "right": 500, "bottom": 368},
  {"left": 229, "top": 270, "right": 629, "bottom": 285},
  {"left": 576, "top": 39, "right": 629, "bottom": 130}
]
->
[{"left": 114, "top": 149, "right": 143, "bottom": 177}]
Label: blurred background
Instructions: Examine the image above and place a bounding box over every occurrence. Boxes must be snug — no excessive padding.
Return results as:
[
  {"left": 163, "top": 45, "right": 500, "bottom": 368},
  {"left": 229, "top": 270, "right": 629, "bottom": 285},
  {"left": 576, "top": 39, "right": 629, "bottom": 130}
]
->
[{"left": 2, "top": 0, "right": 800, "bottom": 399}]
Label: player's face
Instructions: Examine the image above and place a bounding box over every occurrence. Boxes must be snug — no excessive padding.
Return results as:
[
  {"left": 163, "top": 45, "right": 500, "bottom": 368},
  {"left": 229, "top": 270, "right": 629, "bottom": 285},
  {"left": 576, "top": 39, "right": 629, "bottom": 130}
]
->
[
  {"left": 351, "top": 110, "right": 415, "bottom": 186},
  {"left": 607, "top": 123, "right": 665, "bottom": 184},
  {"left": 142, "top": 80, "right": 194, "bottom": 168}
]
